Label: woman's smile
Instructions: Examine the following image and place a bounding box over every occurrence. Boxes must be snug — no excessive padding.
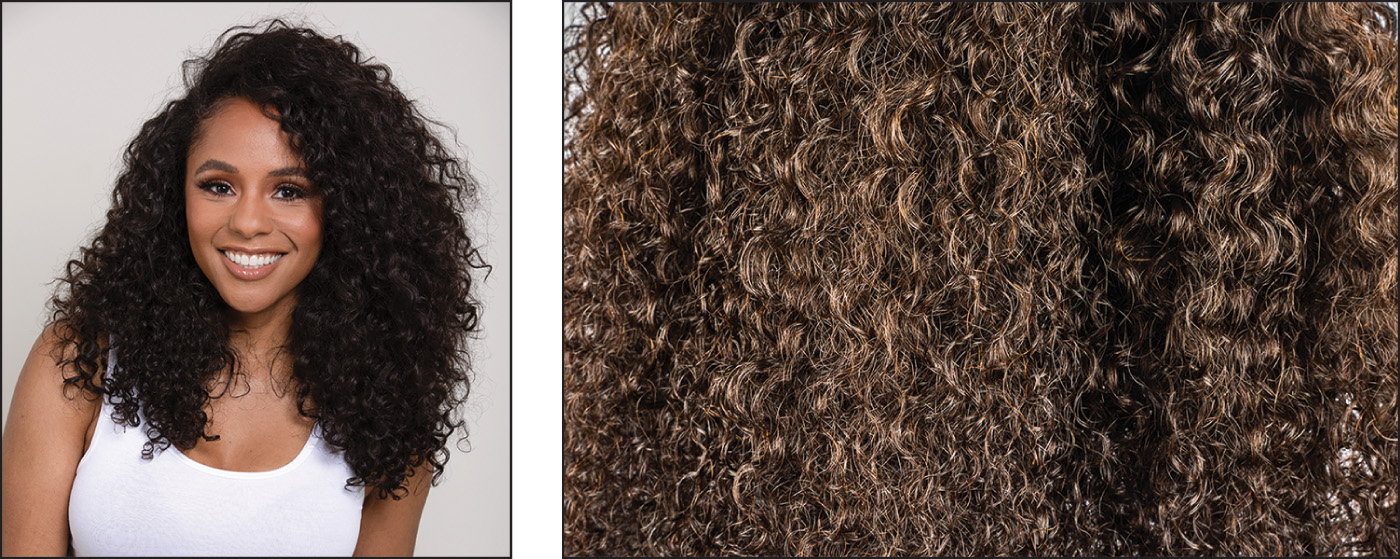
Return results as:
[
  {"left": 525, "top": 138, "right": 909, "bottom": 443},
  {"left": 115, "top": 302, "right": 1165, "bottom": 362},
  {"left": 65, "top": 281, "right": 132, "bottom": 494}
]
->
[{"left": 220, "top": 249, "right": 287, "bottom": 280}]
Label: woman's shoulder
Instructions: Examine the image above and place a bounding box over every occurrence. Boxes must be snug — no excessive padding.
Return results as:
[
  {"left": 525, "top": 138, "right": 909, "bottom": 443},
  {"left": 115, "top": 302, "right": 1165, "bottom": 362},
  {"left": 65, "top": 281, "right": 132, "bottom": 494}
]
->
[
  {"left": 16, "top": 323, "right": 107, "bottom": 405},
  {"left": 1, "top": 325, "right": 106, "bottom": 556},
  {"left": 10, "top": 323, "right": 107, "bottom": 448}
]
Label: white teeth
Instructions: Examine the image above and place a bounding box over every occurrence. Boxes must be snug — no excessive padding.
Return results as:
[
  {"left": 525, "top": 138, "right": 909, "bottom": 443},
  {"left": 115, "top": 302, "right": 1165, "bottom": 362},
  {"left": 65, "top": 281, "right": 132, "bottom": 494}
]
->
[{"left": 223, "top": 251, "right": 283, "bottom": 270}]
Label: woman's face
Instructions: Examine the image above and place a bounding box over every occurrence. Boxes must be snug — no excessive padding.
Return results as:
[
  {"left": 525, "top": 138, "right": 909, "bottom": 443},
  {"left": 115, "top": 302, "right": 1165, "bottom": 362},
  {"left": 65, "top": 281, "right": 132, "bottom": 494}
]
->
[{"left": 185, "top": 97, "right": 322, "bottom": 323}]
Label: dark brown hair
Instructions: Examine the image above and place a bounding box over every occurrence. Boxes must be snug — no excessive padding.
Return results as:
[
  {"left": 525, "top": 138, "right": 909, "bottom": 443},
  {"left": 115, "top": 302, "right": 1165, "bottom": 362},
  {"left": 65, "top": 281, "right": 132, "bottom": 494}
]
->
[{"left": 565, "top": 3, "right": 1397, "bottom": 556}]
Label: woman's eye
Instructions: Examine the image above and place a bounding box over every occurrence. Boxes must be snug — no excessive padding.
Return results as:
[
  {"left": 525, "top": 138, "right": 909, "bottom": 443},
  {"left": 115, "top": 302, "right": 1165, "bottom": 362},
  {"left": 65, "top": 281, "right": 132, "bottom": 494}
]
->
[
  {"left": 274, "top": 185, "right": 307, "bottom": 200},
  {"left": 198, "top": 181, "right": 233, "bottom": 195}
]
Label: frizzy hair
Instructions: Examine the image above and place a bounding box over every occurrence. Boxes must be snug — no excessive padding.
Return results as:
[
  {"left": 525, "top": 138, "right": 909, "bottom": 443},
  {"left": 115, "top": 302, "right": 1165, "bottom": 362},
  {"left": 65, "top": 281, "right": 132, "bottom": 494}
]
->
[
  {"left": 564, "top": 3, "right": 1397, "bottom": 556},
  {"left": 50, "top": 18, "right": 484, "bottom": 499}
]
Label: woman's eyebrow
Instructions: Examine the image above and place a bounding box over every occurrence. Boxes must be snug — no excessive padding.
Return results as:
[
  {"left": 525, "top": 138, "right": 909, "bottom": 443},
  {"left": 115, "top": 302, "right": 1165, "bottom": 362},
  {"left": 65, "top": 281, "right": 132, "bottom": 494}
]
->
[
  {"left": 193, "top": 159, "right": 238, "bottom": 175},
  {"left": 266, "top": 166, "right": 308, "bottom": 178},
  {"left": 193, "top": 159, "right": 307, "bottom": 178}
]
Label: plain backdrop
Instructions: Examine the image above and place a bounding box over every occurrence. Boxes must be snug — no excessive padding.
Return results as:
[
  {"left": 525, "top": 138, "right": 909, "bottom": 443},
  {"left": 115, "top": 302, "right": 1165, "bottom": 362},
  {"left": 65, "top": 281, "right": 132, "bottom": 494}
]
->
[{"left": 1, "top": 2, "right": 509, "bottom": 556}]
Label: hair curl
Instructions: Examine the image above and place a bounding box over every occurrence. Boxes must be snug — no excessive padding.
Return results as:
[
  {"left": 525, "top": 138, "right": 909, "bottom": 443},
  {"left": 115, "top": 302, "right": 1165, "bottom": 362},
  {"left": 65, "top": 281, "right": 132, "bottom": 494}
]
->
[
  {"left": 50, "top": 18, "right": 484, "bottom": 499},
  {"left": 564, "top": 3, "right": 1397, "bottom": 555}
]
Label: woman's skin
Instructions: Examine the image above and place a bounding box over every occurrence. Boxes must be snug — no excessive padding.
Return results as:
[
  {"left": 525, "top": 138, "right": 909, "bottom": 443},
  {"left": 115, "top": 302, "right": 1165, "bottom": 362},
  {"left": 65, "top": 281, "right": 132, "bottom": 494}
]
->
[
  {"left": 1, "top": 327, "right": 99, "bottom": 556},
  {"left": 1, "top": 97, "right": 430, "bottom": 556}
]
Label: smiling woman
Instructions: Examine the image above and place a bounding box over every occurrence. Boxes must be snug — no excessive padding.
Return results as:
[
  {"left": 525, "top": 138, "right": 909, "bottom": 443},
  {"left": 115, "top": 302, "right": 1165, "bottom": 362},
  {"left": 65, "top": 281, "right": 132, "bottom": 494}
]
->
[{"left": 1, "top": 18, "right": 488, "bottom": 557}]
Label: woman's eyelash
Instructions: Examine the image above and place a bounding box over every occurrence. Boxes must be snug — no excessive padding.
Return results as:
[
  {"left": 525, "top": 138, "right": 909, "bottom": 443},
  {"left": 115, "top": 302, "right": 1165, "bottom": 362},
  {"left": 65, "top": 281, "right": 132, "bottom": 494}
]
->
[
  {"left": 274, "top": 184, "right": 308, "bottom": 199},
  {"left": 197, "top": 180, "right": 233, "bottom": 195},
  {"left": 196, "top": 180, "right": 309, "bottom": 200}
]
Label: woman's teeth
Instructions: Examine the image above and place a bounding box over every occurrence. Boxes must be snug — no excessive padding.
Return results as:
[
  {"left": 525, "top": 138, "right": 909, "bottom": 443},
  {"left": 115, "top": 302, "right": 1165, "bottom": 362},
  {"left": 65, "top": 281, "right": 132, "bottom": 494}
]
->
[{"left": 223, "top": 250, "right": 283, "bottom": 269}]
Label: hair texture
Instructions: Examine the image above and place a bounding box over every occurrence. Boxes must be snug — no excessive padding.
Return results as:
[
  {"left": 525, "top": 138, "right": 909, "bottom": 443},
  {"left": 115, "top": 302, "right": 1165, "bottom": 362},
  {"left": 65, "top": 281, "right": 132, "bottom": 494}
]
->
[
  {"left": 564, "top": 3, "right": 1397, "bottom": 555},
  {"left": 50, "top": 18, "right": 484, "bottom": 499}
]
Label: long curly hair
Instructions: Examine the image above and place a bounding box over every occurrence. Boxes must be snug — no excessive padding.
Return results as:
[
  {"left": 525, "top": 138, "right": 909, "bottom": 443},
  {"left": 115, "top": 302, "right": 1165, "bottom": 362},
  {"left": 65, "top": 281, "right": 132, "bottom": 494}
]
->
[
  {"left": 563, "top": 2, "right": 1397, "bottom": 555},
  {"left": 49, "top": 18, "right": 484, "bottom": 499}
]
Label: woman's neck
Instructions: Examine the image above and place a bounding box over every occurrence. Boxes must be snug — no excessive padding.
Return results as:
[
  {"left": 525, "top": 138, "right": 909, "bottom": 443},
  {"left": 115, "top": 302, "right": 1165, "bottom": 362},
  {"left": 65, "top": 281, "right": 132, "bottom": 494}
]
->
[{"left": 224, "top": 301, "right": 296, "bottom": 384}]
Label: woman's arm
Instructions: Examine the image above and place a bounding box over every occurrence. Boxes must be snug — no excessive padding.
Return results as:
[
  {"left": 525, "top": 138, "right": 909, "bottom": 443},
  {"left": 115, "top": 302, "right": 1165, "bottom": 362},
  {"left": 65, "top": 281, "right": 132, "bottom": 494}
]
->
[
  {"left": 352, "top": 462, "right": 434, "bottom": 556},
  {"left": 1, "top": 326, "right": 102, "bottom": 556}
]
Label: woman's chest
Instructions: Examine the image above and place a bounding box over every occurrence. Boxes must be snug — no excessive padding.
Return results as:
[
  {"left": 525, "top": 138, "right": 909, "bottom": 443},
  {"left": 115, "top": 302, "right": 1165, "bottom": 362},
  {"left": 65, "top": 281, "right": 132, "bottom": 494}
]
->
[{"left": 182, "top": 390, "right": 317, "bottom": 472}]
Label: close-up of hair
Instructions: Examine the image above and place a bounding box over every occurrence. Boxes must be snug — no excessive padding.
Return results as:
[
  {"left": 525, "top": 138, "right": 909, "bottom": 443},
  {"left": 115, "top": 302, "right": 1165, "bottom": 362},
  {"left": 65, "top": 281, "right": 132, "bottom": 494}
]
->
[
  {"left": 49, "top": 19, "right": 485, "bottom": 500},
  {"left": 563, "top": 2, "right": 1397, "bottom": 556}
]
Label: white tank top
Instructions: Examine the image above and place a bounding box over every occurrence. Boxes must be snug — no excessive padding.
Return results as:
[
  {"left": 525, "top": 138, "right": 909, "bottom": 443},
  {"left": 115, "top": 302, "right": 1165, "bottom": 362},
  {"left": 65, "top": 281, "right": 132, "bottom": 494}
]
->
[{"left": 68, "top": 352, "right": 365, "bottom": 556}]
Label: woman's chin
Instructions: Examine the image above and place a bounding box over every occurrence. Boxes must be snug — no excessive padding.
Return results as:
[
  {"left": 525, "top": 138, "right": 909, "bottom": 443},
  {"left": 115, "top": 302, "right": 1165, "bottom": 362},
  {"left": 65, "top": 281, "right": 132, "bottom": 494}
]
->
[{"left": 218, "top": 293, "right": 296, "bottom": 320}]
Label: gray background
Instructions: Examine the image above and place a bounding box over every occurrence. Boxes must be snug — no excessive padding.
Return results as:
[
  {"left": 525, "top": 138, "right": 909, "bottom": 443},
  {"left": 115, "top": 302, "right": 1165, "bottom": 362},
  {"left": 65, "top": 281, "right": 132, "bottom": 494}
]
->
[{"left": 1, "top": 2, "right": 509, "bottom": 555}]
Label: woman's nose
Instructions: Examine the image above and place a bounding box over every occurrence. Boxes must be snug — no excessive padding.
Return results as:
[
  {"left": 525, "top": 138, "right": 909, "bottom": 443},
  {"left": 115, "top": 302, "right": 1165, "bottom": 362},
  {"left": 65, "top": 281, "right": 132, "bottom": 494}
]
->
[{"left": 228, "top": 194, "right": 274, "bottom": 238}]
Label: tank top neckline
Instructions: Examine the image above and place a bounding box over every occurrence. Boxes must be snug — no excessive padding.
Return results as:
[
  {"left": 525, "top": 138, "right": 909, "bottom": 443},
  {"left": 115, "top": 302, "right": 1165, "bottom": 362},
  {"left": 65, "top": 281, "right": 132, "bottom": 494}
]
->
[
  {"left": 97, "top": 347, "right": 324, "bottom": 480},
  {"left": 166, "top": 422, "right": 321, "bottom": 479}
]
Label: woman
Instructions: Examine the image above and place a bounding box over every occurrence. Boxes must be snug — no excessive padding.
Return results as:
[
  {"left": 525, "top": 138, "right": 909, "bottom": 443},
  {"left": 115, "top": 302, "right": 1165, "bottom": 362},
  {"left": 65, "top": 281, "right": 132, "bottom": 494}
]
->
[{"left": 1, "top": 18, "right": 483, "bottom": 556}]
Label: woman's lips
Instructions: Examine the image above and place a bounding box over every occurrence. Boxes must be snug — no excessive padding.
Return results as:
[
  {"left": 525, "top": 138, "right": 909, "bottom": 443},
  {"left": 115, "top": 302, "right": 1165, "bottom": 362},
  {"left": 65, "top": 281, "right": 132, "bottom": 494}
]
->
[{"left": 220, "top": 250, "right": 284, "bottom": 281}]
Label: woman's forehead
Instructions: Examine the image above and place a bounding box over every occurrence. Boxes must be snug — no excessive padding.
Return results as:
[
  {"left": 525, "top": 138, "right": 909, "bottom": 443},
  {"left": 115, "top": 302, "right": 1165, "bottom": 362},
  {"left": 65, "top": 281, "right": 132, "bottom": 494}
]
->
[{"left": 188, "top": 99, "right": 303, "bottom": 173}]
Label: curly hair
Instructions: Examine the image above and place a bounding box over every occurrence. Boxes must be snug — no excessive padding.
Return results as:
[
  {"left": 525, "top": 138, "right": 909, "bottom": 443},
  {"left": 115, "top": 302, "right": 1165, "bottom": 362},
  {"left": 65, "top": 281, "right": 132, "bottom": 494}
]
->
[
  {"left": 49, "top": 18, "right": 484, "bottom": 499},
  {"left": 563, "top": 2, "right": 1397, "bottom": 555}
]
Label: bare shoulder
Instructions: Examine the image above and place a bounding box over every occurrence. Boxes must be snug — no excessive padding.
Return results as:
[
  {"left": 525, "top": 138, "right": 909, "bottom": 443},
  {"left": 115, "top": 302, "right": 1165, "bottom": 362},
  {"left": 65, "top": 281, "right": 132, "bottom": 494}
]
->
[
  {"left": 15, "top": 324, "right": 104, "bottom": 408},
  {"left": 0, "top": 325, "right": 105, "bottom": 556},
  {"left": 3, "top": 324, "right": 105, "bottom": 449},
  {"left": 353, "top": 463, "right": 435, "bottom": 557}
]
